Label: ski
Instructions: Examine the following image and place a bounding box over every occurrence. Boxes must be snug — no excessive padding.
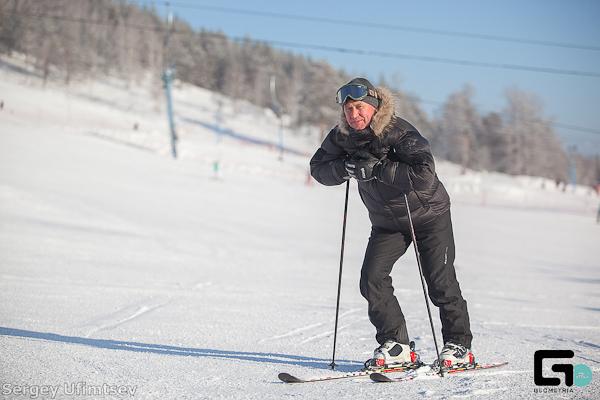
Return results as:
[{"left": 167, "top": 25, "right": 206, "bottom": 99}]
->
[
  {"left": 278, "top": 363, "right": 423, "bottom": 384},
  {"left": 370, "top": 361, "right": 509, "bottom": 383}
]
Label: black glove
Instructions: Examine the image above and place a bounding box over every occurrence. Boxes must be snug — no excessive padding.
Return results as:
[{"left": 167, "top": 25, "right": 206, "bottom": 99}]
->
[
  {"left": 375, "top": 159, "right": 413, "bottom": 193},
  {"left": 345, "top": 150, "right": 381, "bottom": 182}
]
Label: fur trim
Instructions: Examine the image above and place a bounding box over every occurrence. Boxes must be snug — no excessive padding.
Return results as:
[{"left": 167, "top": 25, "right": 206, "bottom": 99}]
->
[{"left": 338, "top": 87, "right": 395, "bottom": 137}]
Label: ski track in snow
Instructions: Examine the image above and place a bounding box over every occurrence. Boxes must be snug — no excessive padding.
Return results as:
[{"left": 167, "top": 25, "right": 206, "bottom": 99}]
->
[
  {"left": 543, "top": 334, "right": 600, "bottom": 350},
  {"left": 192, "top": 281, "right": 213, "bottom": 290},
  {"left": 260, "top": 308, "right": 363, "bottom": 344},
  {"left": 259, "top": 322, "right": 326, "bottom": 342},
  {"left": 480, "top": 321, "right": 600, "bottom": 331},
  {"left": 79, "top": 299, "right": 169, "bottom": 338},
  {"left": 299, "top": 317, "right": 370, "bottom": 344},
  {"left": 450, "top": 387, "right": 509, "bottom": 398}
]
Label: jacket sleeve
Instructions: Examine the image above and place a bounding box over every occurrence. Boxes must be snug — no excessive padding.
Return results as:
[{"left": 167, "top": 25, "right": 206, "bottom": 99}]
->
[
  {"left": 376, "top": 130, "right": 436, "bottom": 192},
  {"left": 310, "top": 128, "right": 348, "bottom": 186}
]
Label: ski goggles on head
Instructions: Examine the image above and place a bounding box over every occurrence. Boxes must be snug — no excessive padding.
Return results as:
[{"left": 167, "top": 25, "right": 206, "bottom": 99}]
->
[{"left": 335, "top": 84, "right": 378, "bottom": 104}]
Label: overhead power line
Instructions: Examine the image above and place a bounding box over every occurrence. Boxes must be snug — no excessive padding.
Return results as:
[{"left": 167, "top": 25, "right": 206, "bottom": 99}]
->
[
  {"left": 254, "top": 38, "right": 600, "bottom": 79},
  {"left": 554, "top": 122, "right": 600, "bottom": 135},
  {"left": 137, "top": 1, "right": 600, "bottom": 52},
  {"left": 4, "top": 11, "right": 600, "bottom": 79}
]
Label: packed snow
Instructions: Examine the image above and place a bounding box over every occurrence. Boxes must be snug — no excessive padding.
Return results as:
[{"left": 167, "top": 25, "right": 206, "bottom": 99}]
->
[{"left": 1, "top": 55, "right": 599, "bottom": 399}]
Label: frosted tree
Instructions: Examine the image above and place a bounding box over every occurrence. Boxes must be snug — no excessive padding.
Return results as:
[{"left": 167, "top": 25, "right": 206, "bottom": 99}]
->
[
  {"left": 393, "top": 91, "right": 433, "bottom": 140},
  {"left": 435, "top": 85, "right": 482, "bottom": 171},
  {"left": 385, "top": 73, "right": 433, "bottom": 139},
  {"left": 502, "top": 88, "right": 568, "bottom": 180}
]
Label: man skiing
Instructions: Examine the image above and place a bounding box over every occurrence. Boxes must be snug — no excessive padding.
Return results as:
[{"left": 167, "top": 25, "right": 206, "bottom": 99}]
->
[{"left": 310, "top": 78, "right": 473, "bottom": 370}]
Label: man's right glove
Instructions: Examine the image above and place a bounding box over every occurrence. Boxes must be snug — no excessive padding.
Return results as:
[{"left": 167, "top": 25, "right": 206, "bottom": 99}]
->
[{"left": 345, "top": 151, "right": 380, "bottom": 182}]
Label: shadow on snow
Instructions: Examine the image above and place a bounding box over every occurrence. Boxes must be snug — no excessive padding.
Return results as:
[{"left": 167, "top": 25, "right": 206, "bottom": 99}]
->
[
  {"left": 0, "top": 327, "right": 361, "bottom": 371},
  {"left": 181, "top": 117, "right": 309, "bottom": 157}
]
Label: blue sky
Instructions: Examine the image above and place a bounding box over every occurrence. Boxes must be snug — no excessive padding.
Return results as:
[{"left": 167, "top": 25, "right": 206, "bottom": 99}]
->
[{"left": 141, "top": 0, "right": 600, "bottom": 154}]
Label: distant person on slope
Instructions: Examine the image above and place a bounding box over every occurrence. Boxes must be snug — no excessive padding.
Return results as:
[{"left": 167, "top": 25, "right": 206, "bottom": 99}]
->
[{"left": 309, "top": 78, "right": 473, "bottom": 370}]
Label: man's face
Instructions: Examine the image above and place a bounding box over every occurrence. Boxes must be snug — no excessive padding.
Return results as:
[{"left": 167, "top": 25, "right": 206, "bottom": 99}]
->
[{"left": 343, "top": 100, "right": 377, "bottom": 131}]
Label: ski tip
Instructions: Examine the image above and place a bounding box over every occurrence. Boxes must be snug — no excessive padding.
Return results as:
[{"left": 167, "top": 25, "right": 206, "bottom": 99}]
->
[
  {"left": 369, "top": 372, "right": 395, "bottom": 383},
  {"left": 480, "top": 361, "right": 509, "bottom": 369},
  {"left": 278, "top": 373, "right": 304, "bottom": 383}
]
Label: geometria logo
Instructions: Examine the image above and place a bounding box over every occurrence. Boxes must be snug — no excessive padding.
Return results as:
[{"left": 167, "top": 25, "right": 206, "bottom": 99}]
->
[{"left": 534, "top": 350, "right": 592, "bottom": 392}]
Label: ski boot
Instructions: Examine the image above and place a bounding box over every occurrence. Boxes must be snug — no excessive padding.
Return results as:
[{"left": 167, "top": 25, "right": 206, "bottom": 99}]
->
[
  {"left": 438, "top": 342, "right": 475, "bottom": 370},
  {"left": 365, "top": 340, "right": 420, "bottom": 370}
]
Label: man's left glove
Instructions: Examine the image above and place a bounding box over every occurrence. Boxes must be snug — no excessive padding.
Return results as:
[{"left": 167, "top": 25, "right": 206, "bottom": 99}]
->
[{"left": 345, "top": 150, "right": 381, "bottom": 182}]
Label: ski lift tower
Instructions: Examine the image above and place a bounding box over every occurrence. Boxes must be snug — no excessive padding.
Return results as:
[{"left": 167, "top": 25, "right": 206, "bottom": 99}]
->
[{"left": 270, "top": 75, "right": 285, "bottom": 161}]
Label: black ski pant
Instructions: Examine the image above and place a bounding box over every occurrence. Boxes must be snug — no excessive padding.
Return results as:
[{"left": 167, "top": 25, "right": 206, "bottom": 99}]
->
[{"left": 359, "top": 210, "right": 472, "bottom": 348}]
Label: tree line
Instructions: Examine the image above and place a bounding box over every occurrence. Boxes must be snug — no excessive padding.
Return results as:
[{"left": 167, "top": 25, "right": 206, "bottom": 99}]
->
[{"left": 1, "top": 0, "right": 597, "bottom": 186}]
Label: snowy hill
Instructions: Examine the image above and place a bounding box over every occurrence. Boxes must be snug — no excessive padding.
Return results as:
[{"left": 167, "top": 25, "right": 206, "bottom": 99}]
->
[
  {"left": 1, "top": 55, "right": 599, "bottom": 399},
  {"left": 2, "top": 54, "right": 596, "bottom": 215}
]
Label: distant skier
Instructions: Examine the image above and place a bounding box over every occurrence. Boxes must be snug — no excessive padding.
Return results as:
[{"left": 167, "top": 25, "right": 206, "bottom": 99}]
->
[{"left": 310, "top": 78, "right": 473, "bottom": 370}]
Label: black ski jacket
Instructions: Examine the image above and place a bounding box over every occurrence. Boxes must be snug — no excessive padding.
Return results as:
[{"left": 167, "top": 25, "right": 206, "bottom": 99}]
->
[{"left": 310, "top": 87, "right": 450, "bottom": 230}]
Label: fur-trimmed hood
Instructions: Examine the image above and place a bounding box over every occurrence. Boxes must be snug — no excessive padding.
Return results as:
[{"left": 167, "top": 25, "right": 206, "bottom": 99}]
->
[{"left": 338, "top": 87, "right": 395, "bottom": 137}]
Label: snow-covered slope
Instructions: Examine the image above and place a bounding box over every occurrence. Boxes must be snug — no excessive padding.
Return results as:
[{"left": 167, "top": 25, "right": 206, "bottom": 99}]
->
[{"left": 1, "top": 55, "right": 598, "bottom": 399}]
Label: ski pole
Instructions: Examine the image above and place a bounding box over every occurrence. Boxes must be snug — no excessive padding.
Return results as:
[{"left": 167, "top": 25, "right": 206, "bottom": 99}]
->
[
  {"left": 404, "top": 193, "right": 444, "bottom": 377},
  {"left": 330, "top": 180, "right": 350, "bottom": 370}
]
